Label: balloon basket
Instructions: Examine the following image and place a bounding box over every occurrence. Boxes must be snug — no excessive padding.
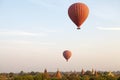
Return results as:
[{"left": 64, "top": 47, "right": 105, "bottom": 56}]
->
[{"left": 77, "top": 28, "right": 81, "bottom": 30}]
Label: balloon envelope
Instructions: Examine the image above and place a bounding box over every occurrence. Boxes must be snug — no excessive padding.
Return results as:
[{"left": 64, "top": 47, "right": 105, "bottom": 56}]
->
[
  {"left": 63, "top": 50, "right": 72, "bottom": 61},
  {"left": 68, "top": 2, "right": 89, "bottom": 29}
]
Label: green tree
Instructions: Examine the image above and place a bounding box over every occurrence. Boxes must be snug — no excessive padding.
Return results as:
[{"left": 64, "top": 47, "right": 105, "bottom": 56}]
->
[
  {"left": 14, "top": 75, "right": 34, "bottom": 80},
  {"left": 117, "top": 77, "right": 120, "bottom": 80},
  {"left": 80, "top": 75, "right": 89, "bottom": 80},
  {"left": 85, "top": 70, "right": 92, "bottom": 76},
  {"left": 33, "top": 73, "right": 43, "bottom": 80}
]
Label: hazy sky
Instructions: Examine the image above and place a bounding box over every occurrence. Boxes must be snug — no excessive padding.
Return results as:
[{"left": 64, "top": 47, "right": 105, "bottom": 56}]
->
[{"left": 0, "top": 0, "right": 120, "bottom": 73}]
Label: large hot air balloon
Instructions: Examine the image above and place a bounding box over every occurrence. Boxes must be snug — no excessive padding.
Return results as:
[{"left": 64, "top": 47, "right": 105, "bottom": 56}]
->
[
  {"left": 68, "top": 2, "right": 89, "bottom": 29},
  {"left": 63, "top": 50, "right": 72, "bottom": 62}
]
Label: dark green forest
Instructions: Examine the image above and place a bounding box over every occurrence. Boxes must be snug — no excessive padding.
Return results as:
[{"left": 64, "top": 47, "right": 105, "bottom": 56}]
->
[{"left": 1, "top": 69, "right": 120, "bottom": 80}]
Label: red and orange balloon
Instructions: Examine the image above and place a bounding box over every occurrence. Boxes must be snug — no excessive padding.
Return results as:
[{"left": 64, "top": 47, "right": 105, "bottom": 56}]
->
[
  {"left": 68, "top": 2, "right": 89, "bottom": 29},
  {"left": 63, "top": 50, "right": 72, "bottom": 62}
]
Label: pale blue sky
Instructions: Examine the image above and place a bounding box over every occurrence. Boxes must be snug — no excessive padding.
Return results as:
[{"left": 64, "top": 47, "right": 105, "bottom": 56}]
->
[{"left": 0, "top": 0, "right": 120, "bottom": 73}]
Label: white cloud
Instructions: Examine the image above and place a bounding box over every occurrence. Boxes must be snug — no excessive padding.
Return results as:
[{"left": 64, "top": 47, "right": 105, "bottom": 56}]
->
[
  {"left": 0, "top": 30, "right": 47, "bottom": 36},
  {"left": 97, "top": 27, "right": 120, "bottom": 31},
  {"left": 0, "top": 40, "right": 56, "bottom": 46},
  {"left": 38, "top": 42, "right": 56, "bottom": 45}
]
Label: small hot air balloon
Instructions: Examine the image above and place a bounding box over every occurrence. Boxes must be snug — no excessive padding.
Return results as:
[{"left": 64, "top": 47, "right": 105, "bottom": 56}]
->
[
  {"left": 68, "top": 2, "right": 89, "bottom": 29},
  {"left": 63, "top": 50, "right": 72, "bottom": 62}
]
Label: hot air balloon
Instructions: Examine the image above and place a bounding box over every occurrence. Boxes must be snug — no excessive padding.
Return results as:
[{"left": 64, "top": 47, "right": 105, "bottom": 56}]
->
[
  {"left": 68, "top": 2, "right": 89, "bottom": 29},
  {"left": 63, "top": 50, "right": 72, "bottom": 62}
]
